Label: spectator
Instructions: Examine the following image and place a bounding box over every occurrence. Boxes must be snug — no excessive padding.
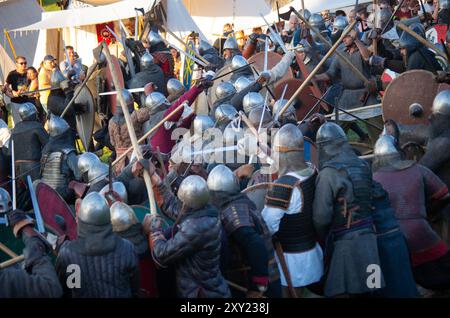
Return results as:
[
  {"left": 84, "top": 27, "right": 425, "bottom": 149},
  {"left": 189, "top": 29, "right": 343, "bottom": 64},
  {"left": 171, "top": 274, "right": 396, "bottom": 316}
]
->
[
  {"left": 3, "top": 56, "right": 32, "bottom": 125},
  {"left": 38, "top": 55, "right": 56, "bottom": 115},
  {"left": 170, "top": 48, "right": 181, "bottom": 79},
  {"left": 59, "top": 45, "right": 85, "bottom": 82}
]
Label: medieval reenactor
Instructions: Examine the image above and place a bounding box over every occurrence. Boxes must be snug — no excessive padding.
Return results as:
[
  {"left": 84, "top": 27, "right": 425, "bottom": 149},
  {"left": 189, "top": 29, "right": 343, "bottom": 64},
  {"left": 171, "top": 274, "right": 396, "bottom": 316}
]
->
[
  {"left": 146, "top": 172, "right": 231, "bottom": 298},
  {"left": 147, "top": 77, "right": 213, "bottom": 163},
  {"left": 0, "top": 191, "right": 63, "bottom": 298},
  {"left": 40, "top": 115, "right": 80, "bottom": 203},
  {"left": 6, "top": 103, "right": 48, "bottom": 209},
  {"left": 370, "top": 178, "right": 420, "bottom": 298},
  {"left": 396, "top": 23, "right": 442, "bottom": 73},
  {"left": 146, "top": 31, "right": 175, "bottom": 81},
  {"left": 166, "top": 78, "right": 185, "bottom": 103},
  {"left": 198, "top": 40, "right": 225, "bottom": 72},
  {"left": 314, "top": 29, "right": 377, "bottom": 143},
  {"left": 313, "top": 122, "right": 384, "bottom": 297},
  {"left": 127, "top": 52, "right": 167, "bottom": 106},
  {"left": 214, "top": 103, "right": 238, "bottom": 131},
  {"left": 420, "top": 90, "right": 450, "bottom": 197},
  {"left": 109, "top": 90, "right": 152, "bottom": 174},
  {"left": 261, "top": 124, "right": 324, "bottom": 298},
  {"left": 47, "top": 68, "right": 86, "bottom": 129},
  {"left": 110, "top": 201, "right": 158, "bottom": 298},
  {"left": 56, "top": 192, "right": 140, "bottom": 298},
  {"left": 207, "top": 164, "right": 281, "bottom": 298},
  {"left": 229, "top": 55, "right": 254, "bottom": 83},
  {"left": 373, "top": 135, "right": 450, "bottom": 292},
  {"left": 222, "top": 37, "right": 241, "bottom": 66}
]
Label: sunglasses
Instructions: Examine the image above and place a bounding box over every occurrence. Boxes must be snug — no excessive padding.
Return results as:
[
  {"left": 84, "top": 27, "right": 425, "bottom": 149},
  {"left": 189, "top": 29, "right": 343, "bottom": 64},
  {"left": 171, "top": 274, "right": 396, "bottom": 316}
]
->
[{"left": 17, "top": 62, "right": 27, "bottom": 65}]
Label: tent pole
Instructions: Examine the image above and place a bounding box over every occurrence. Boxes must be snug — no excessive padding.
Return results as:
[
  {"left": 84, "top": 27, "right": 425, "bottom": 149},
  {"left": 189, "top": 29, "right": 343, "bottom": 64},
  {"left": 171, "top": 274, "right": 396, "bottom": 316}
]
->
[{"left": 4, "top": 29, "right": 17, "bottom": 60}]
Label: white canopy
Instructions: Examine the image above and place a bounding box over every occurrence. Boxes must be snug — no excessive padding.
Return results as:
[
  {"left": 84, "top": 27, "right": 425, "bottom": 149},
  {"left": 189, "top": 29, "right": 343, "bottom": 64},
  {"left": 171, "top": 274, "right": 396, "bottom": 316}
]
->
[{"left": 12, "top": 0, "right": 157, "bottom": 31}]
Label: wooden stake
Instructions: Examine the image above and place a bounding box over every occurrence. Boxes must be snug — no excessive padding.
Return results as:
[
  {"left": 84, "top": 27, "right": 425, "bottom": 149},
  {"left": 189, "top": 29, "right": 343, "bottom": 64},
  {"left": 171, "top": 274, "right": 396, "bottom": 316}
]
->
[
  {"left": 278, "top": 20, "right": 358, "bottom": 117},
  {"left": 101, "top": 42, "right": 157, "bottom": 216}
]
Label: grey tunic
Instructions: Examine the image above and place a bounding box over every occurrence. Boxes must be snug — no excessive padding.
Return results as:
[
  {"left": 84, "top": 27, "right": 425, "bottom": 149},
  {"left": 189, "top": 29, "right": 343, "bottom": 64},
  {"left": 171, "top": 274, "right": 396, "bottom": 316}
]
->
[
  {"left": 313, "top": 166, "right": 384, "bottom": 297},
  {"left": 326, "top": 48, "right": 378, "bottom": 110}
]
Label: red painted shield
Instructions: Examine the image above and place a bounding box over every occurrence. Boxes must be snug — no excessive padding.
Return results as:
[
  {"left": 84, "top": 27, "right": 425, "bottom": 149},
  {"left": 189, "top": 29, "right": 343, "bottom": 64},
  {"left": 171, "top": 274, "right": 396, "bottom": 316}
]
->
[
  {"left": 105, "top": 55, "right": 125, "bottom": 115},
  {"left": 35, "top": 182, "right": 77, "bottom": 240},
  {"left": 274, "top": 78, "right": 318, "bottom": 121}
]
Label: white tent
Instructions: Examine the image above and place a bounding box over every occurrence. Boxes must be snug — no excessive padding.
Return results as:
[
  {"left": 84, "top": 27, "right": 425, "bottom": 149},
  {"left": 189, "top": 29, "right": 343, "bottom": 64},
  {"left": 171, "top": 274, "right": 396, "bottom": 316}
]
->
[
  {"left": 181, "top": 0, "right": 371, "bottom": 42},
  {"left": 0, "top": 0, "right": 44, "bottom": 82},
  {"left": 10, "top": 0, "right": 158, "bottom": 67}
]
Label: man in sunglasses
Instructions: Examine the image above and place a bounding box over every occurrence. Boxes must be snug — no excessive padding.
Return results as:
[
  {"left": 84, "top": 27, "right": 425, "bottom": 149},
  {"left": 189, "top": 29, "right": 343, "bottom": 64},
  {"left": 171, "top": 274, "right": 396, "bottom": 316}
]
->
[{"left": 2, "top": 56, "right": 32, "bottom": 125}]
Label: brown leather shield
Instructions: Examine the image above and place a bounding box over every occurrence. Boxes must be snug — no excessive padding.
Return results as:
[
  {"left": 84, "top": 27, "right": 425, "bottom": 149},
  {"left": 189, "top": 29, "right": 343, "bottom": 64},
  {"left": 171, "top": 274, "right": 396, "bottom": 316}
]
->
[
  {"left": 248, "top": 51, "right": 293, "bottom": 83},
  {"left": 35, "top": 181, "right": 77, "bottom": 240},
  {"left": 274, "top": 78, "right": 318, "bottom": 121},
  {"left": 382, "top": 70, "right": 437, "bottom": 126},
  {"left": 75, "top": 85, "right": 95, "bottom": 151},
  {"left": 105, "top": 55, "right": 124, "bottom": 115}
]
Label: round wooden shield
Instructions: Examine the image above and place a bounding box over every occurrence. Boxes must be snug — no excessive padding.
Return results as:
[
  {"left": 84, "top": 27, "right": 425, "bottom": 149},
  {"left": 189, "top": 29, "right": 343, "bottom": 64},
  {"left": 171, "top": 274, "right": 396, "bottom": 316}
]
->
[
  {"left": 274, "top": 78, "right": 318, "bottom": 121},
  {"left": 248, "top": 51, "right": 293, "bottom": 84},
  {"left": 75, "top": 85, "right": 95, "bottom": 151},
  {"left": 35, "top": 181, "right": 77, "bottom": 240},
  {"left": 382, "top": 70, "right": 437, "bottom": 126},
  {"left": 105, "top": 55, "right": 124, "bottom": 115}
]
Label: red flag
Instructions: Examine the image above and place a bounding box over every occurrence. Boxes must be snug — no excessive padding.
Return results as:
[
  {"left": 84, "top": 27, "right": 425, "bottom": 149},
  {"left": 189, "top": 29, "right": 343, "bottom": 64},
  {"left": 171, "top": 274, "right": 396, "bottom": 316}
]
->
[{"left": 96, "top": 22, "right": 114, "bottom": 45}]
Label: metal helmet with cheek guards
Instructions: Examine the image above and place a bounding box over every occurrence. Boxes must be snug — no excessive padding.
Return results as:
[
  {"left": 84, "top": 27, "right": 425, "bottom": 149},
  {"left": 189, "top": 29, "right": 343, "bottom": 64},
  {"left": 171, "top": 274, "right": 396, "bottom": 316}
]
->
[
  {"left": 215, "top": 81, "right": 236, "bottom": 100},
  {"left": 167, "top": 78, "right": 185, "bottom": 96},
  {"left": 177, "top": 175, "right": 210, "bottom": 210},
  {"left": 243, "top": 92, "right": 264, "bottom": 114},
  {"left": 207, "top": 164, "right": 240, "bottom": 194},
  {"left": 77, "top": 192, "right": 111, "bottom": 226},
  {"left": 109, "top": 201, "right": 139, "bottom": 232},
  {"left": 48, "top": 114, "right": 70, "bottom": 137}
]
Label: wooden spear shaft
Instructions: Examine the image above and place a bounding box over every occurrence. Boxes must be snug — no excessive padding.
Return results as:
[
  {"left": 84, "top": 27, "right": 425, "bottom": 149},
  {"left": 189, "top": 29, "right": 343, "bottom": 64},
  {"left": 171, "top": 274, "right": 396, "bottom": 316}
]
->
[
  {"left": 112, "top": 102, "right": 185, "bottom": 166},
  {"left": 396, "top": 22, "right": 448, "bottom": 61},
  {"left": 278, "top": 20, "right": 358, "bottom": 117},
  {"left": 101, "top": 42, "right": 157, "bottom": 216},
  {"left": 292, "top": 7, "right": 370, "bottom": 85},
  {"left": 160, "top": 25, "right": 210, "bottom": 66},
  {"left": 0, "top": 242, "right": 18, "bottom": 258},
  {"left": 0, "top": 255, "right": 25, "bottom": 269}
]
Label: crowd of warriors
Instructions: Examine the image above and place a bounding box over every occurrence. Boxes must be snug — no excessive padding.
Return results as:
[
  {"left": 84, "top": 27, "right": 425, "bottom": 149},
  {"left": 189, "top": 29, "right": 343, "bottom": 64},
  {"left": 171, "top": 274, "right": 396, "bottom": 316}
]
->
[{"left": 1, "top": 0, "right": 450, "bottom": 298}]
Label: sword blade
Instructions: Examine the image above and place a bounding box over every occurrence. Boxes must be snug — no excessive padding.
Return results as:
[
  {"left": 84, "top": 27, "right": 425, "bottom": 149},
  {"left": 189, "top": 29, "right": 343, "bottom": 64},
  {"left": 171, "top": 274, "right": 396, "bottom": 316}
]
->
[{"left": 27, "top": 175, "right": 45, "bottom": 233}]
